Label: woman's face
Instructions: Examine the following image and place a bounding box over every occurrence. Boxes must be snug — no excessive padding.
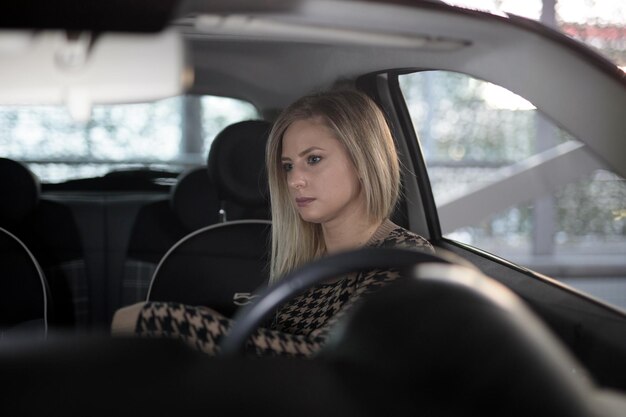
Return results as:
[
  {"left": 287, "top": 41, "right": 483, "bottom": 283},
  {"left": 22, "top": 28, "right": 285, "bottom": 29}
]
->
[{"left": 281, "top": 117, "right": 366, "bottom": 227}]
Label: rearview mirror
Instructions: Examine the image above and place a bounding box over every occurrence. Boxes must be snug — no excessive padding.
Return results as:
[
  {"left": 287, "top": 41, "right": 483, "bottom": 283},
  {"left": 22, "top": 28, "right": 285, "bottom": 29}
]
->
[{"left": 0, "top": 29, "right": 191, "bottom": 122}]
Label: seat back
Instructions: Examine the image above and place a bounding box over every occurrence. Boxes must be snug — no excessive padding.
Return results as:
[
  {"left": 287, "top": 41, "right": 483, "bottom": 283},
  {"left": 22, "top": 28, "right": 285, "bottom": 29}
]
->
[
  {"left": 0, "top": 226, "right": 49, "bottom": 337},
  {"left": 323, "top": 266, "right": 594, "bottom": 417},
  {"left": 208, "top": 119, "right": 272, "bottom": 221},
  {"left": 147, "top": 220, "right": 270, "bottom": 316},
  {"left": 0, "top": 158, "right": 87, "bottom": 329},
  {"left": 147, "top": 120, "right": 272, "bottom": 317},
  {"left": 120, "top": 168, "right": 219, "bottom": 307}
]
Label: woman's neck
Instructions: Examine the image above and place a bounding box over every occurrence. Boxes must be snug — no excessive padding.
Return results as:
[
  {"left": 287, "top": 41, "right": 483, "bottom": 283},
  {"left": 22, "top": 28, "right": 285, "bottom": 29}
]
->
[{"left": 322, "top": 218, "right": 384, "bottom": 254}]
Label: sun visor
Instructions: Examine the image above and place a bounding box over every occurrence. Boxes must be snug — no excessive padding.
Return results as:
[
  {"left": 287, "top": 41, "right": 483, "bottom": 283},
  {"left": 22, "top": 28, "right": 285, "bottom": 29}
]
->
[{"left": 0, "top": 30, "right": 192, "bottom": 122}]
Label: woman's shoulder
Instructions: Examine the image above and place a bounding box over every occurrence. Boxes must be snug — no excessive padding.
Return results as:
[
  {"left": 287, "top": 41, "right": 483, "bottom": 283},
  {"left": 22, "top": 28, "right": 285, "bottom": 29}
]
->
[{"left": 375, "top": 220, "right": 434, "bottom": 253}]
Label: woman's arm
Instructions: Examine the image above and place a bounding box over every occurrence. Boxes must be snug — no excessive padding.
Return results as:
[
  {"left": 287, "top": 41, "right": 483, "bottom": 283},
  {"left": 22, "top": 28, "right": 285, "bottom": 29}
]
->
[{"left": 114, "top": 301, "right": 324, "bottom": 358}]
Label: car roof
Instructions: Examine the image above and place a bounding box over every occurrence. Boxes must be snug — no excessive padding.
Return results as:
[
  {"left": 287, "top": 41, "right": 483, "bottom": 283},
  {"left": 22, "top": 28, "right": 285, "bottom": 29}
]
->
[
  {"left": 177, "top": 1, "right": 626, "bottom": 176},
  {"left": 0, "top": 0, "right": 624, "bottom": 176}
]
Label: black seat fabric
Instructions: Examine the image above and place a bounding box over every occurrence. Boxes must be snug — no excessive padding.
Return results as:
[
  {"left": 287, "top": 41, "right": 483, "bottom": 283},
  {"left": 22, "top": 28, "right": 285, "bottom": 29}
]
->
[
  {"left": 170, "top": 167, "right": 221, "bottom": 231},
  {"left": 121, "top": 168, "right": 220, "bottom": 307},
  {"left": 148, "top": 220, "right": 270, "bottom": 317},
  {"left": 0, "top": 158, "right": 40, "bottom": 225},
  {"left": 208, "top": 120, "right": 272, "bottom": 221},
  {"left": 0, "top": 158, "right": 87, "bottom": 329},
  {"left": 148, "top": 120, "right": 273, "bottom": 317},
  {"left": 0, "top": 226, "right": 49, "bottom": 337},
  {"left": 323, "top": 269, "right": 594, "bottom": 417}
]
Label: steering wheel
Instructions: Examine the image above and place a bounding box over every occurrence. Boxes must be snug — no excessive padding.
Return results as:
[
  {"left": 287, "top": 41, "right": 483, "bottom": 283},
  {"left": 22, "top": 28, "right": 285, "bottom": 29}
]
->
[
  {"left": 221, "top": 246, "right": 597, "bottom": 417},
  {"left": 219, "top": 247, "right": 451, "bottom": 356}
]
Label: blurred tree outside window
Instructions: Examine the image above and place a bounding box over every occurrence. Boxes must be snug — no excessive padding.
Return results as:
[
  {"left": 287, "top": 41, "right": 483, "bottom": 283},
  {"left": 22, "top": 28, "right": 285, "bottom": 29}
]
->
[
  {"left": 399, "top": 71, "right": 626, "bottom": 309},
  {"left": 414, "top": 1, "right": 625, "bottom": 309},
  {"left": 0, "top": 95, "right": 258, "bottom": 183},
  {"left": 444, "top": 0, "right": 625, "bottom": 70}
]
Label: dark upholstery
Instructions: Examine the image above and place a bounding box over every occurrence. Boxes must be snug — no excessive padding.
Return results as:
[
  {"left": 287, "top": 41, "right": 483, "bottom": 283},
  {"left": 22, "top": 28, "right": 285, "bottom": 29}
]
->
[
  {"left": 120, "top": 168, "right": 220, "bottom": 307},
  {"left": 170, "top": 167, "right": 220, "bottom": 231},
  {"left": 148, "top": 220, "right": 271, "bottom": 317},
  {"left": 124, "top": 200, "right": 187, "bottom": 266},
  {"left": 0, "top": 158, "right": 86, "bottom": 328},
  {"left": 323, "top": 269, "right": 594, "bottom": 417},
  {"left": 208, "top": 120, "right": 272, "bottom": 220},
  {"left": 0, "top": 336, "right": 368, "bottom": 417},
  {"left": 148, "top": 120, "right": 273, "bottom": 316},
  {"left": 0, "top": 226, "right": 48, "bottom": 337},
  {"left": 0, "top": 270, "right": 599, "bottom": 417},
  {"left": 0, "top": 158, "right": 40, "bottom": 224},
  {"left": 27, "top": 199, "right": 87, "bottom": 325}
]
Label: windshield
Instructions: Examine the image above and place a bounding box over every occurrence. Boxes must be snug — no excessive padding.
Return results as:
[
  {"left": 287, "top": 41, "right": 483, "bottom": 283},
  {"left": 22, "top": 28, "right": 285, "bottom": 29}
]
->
[{"left": 0, "top": 95, "right": 259, "bottom": 183}]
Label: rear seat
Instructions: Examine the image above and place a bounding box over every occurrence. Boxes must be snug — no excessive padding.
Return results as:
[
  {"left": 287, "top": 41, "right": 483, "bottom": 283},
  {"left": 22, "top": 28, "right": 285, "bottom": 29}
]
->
[
  {"left": 44, "top": 190, "right": 169, "bottom": 329},
  {"left": 147, "top": 120, "right": 272, "bottom": 317},
  {"left": 2, "top": 120, "right": 272, "bottom": 330},
  {"left": 38, "top": 168, "right": 217, "bottom": 328},
  {"left": 0, "top": 158, "right": 86, "bottom": 329},
  {"left": 0, "top": 225, "right": 50, "bottom": 338},
  {"left": 120, "top": 167, "right": 219, "bottom": 307}
]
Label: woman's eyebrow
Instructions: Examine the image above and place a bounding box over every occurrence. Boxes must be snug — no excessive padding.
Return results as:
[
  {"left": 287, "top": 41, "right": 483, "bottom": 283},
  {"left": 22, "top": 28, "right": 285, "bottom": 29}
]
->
[
  {"left": 281, "top": 146, "right": 325, "bottom": 161},
  {"left": 298, "top": 146, "right": 324, "bottom": 157}
]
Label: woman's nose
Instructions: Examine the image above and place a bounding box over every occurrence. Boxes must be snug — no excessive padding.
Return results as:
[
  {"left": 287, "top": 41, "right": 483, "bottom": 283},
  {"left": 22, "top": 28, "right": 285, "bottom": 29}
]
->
[{"left": 289, "top": 172, "right": 306, "bottom": 190}]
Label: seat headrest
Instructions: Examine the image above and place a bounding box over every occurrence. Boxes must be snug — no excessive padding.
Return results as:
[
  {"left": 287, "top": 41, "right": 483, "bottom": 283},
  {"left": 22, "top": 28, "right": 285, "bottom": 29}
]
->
[
  {"left": 322, "top": 269, "right": 593, "bottom": 416},
  {"left": 170, "top": 167, "right": 220, "bottom": 231},
  {"left": 208, "top": 120, "right": 272, "bottom": 207},
  {"left": 0, "top": 158, "right": 40, "bottom": 224}
]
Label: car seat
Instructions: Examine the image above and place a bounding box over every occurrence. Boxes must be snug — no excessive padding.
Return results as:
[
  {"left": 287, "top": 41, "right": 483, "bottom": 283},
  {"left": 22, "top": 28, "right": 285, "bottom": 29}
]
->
[
  {"left": 323, "top": 264, "right": 595, "bottom": 417},
  {"left": 147, "top": 120, "right": 272, "bottom": 317},
  {"left": 207, "top": 120, "right": 272, "bottom": 222},
  {"left": 0, "top": 226, "right": 49, "bottom": 338},
  {"left": 0, "top": 157, "right": 86, "bottom": 329},
  {"left": 120, "top": 167, "right": 220, "bottom": 307}
]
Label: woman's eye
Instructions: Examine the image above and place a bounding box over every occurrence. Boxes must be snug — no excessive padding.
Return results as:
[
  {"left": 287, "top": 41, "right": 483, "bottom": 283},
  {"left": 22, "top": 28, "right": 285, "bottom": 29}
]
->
[
  {"left": 307, "top": 155, "right": 322, "bottom": 165},
  {"left": 282, "top": 162, "right": 293, "bottom": 172}
]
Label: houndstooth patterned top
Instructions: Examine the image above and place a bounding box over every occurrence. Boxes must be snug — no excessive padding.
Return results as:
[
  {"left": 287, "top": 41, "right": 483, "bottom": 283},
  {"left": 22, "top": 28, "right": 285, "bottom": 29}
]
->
[{"left": 135, "top": 220, "right": 434, "bottom": 358}]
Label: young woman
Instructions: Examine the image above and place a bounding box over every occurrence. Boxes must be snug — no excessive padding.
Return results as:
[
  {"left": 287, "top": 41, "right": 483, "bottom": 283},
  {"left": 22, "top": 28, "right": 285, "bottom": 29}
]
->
[{"left": 112, "top": 90, "right": 434, "bottom": 357}]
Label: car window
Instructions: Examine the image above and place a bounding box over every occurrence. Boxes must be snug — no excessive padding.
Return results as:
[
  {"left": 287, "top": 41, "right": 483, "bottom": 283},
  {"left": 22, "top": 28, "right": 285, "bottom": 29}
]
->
[
  {"left": 399, "top": 70, "right": 626, "bottom": 309},
  {"left": 0, "top": 95, "right": 259, "bottom": 183}
]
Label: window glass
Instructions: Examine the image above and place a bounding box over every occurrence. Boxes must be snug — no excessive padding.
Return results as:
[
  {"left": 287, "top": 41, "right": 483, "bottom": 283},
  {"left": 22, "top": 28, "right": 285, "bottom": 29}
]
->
[
  {"left": 0, "top": 95, "right": 259, "bottom": 183},
  {"left": 399, "top": 71, "right": 626, "bottom": 309}
]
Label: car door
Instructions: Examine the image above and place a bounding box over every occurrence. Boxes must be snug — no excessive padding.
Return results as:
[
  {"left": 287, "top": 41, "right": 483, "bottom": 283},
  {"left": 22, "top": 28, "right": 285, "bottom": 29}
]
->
[{"left": 358, "top": 68, "right": 626, "bottom": 391}]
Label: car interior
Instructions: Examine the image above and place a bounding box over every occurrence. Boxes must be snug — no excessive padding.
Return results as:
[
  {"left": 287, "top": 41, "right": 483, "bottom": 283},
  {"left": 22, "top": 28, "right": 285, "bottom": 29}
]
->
[{"left": 1, "top": 1, "right": 626, "bottom": 416}]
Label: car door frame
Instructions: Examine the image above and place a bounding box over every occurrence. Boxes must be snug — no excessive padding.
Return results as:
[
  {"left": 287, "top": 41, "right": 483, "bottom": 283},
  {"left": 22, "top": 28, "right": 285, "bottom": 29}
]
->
[{"left": 358, "top": 69, "right": 626, "bottom": 391}]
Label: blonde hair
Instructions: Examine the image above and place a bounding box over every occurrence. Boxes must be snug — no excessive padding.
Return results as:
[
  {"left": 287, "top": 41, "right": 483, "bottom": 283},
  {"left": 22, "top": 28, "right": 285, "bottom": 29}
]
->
[{"left": 266, "top": 90, "right": 400, "bottom": 283}]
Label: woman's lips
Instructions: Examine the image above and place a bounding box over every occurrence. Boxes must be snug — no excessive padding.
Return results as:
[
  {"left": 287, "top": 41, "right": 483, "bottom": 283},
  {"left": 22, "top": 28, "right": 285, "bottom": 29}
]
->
[{"left": 295, "top": 197, "right": 315, "bottom": 207}]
